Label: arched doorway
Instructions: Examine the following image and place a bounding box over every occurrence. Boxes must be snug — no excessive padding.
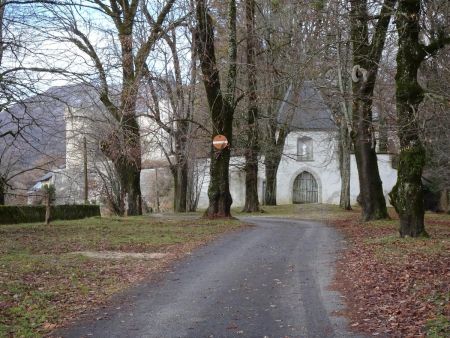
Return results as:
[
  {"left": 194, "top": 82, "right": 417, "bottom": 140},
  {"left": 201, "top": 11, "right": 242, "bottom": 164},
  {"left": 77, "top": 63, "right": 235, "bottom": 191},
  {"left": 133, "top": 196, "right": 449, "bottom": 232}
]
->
[{"left": 293, "top": 171, "right": 318, "bottom": 203}]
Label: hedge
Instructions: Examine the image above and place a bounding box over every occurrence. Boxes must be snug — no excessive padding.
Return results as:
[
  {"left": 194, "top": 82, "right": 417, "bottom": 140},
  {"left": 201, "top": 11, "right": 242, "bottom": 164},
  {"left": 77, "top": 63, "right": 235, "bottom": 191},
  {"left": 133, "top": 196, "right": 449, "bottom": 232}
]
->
[{"left": 0, "top": 205, "right": 101, "bottom": 224}]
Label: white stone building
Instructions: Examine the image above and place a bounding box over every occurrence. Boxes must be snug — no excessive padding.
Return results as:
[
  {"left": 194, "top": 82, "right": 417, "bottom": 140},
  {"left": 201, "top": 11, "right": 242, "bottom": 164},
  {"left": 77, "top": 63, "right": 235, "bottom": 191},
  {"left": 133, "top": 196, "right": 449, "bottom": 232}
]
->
[{"left": 197, "top": 82, "right": 397, "bottom": 208}]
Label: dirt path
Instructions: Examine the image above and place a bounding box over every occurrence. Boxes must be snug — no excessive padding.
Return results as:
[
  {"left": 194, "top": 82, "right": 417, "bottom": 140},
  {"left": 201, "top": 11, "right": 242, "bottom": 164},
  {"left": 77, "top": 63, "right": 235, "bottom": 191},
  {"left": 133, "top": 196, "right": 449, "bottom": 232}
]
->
[{"left": 57, "top": 217, "right": 362, "bottom": 338}]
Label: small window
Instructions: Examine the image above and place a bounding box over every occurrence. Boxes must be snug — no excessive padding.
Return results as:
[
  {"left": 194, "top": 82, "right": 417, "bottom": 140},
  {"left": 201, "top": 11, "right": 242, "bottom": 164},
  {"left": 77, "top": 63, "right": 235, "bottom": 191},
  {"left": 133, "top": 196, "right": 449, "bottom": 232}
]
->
[{"left": 297, "top": 137, "right": 313, "bottom": 161}]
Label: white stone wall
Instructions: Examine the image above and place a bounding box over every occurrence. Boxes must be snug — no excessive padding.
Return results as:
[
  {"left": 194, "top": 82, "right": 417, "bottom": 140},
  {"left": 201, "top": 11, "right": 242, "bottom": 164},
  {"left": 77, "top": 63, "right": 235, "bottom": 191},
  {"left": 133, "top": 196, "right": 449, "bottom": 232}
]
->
[
  {"left": 350, "top": 154, "right": 398, "bottom": 206},
  {"left": 196, "top": 157, "right": 266, "bottom": 209}
]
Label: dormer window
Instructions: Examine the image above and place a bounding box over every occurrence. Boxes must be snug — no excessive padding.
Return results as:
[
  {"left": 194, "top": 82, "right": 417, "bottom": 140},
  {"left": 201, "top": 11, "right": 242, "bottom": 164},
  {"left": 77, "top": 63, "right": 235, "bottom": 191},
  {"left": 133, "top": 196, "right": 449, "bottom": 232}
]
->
[{"left": 297, "top": 137, "right": 313, "bottom": 161}]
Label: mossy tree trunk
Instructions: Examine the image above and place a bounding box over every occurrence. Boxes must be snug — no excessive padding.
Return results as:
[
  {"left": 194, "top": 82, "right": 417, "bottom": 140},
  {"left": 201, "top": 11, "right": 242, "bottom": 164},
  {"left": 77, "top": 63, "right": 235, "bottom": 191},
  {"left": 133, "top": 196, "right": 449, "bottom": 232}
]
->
[
  {"left": 196, "top": 0, "right": 237, "bottom": 218},
  {"left": 242, "top": 0, "right": 260, "bottom": 213},
  {"left": 349, "top": 0, "right": 395, "bottom": 221},
  {"left": 390, "top": 0, "right": 450, "bottom": 237}
]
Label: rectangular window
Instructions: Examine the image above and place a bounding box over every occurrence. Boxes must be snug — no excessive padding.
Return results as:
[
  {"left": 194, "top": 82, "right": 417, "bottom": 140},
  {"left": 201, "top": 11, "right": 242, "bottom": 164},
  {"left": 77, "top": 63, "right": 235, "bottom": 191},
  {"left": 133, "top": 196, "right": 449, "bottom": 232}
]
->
[{"left": 297, "top": 137, "right": 313, "bottom": 161}]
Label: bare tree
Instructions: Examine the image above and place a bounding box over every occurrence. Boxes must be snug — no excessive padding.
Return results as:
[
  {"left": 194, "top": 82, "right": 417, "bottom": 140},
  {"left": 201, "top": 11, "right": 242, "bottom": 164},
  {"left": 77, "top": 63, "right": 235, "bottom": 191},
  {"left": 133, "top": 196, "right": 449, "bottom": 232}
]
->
[
  {"left": 257, "top": 0, "right": 330, "bottom": 206},
  {"left": 349, "top": 0, "right": 396, "bottom": 221},
  {"left": 242, "top": 0, "right": 259, "bottom": 212},
  {"left": 327, "top": 34, "right": 353, "bottom": 210},
  {"left": 46, "top": 0, "right": 180, "bottom": 215},
  {"left": 317, "top": 0, "right": 354, "bottom": 210},
  {"left": 142, "top": 14, "right": 200, "bottom": 213},
  {"left": 0, "top": 0, "right": 68, "bottom": 204},
  {"left": 195, "top": 0, "right": 237, "bottom": 218}
]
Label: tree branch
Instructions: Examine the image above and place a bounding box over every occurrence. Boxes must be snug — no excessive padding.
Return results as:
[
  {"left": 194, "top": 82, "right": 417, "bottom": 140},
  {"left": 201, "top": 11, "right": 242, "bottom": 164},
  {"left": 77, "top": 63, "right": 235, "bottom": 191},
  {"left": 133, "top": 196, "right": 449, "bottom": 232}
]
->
[{"left": 67, "top": 26, "right": 120, "bottom": 121}]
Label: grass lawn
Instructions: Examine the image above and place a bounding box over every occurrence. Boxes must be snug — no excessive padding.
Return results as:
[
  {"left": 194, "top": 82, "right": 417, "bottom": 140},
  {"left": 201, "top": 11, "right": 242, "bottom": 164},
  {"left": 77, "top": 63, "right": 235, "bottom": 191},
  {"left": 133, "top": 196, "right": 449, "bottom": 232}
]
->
[{"left": 0, "top": 215, "right": 244, "bottom": 337}]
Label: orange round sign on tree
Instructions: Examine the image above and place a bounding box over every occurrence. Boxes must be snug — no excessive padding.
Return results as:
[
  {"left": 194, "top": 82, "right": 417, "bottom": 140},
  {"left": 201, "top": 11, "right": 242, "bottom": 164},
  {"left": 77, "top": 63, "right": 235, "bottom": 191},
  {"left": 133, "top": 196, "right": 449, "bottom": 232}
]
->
[{"left": 212, "top": 134, "right": 229, "bottom": 150}]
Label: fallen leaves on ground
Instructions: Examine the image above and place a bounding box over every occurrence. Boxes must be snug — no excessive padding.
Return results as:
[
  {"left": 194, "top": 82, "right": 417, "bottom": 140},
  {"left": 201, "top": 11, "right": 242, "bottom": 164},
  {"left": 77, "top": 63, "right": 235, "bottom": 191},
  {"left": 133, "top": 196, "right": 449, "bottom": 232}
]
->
[{"left": 331, "top": 212, "right": 450, "bottom": 337}]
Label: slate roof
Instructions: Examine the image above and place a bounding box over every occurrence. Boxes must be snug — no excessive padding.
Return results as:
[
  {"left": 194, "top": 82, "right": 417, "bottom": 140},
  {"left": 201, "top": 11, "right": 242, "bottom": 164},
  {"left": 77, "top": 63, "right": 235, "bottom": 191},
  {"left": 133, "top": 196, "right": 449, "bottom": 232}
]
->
[
  {"left": 28, "top": 172, "right": 54, "bottom": 192},
  {"left": 36, "top": 172, "right": 54, "bottom": 182},
  {"left": 277, "top": 81, "right": 336, "bottom": 130}
]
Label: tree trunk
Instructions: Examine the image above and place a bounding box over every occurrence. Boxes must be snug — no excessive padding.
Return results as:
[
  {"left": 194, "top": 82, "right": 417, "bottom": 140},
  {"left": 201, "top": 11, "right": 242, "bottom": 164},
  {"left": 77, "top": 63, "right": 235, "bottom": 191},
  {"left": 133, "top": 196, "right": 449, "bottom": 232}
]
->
[
  {"left": 83, "top": 136, "right": 88, "bottom": 204},
  {"left": 349, "top": 0, "right": 395, "bottom": 221},
  {"left": 389, "top": 0, "right": 431, "bottom": 237},
  {"left": 173, "top": 158, "right": 188, "bottom": 212},
  {"left": 0, "top": 179, "right": 5, "bottom": 205},
  {"left": 187, "top": 158, "right": 206, "bottom": 212},
  {"left": 243, "top": 153, "right": 259, "bottom": 212},
  {"left": 263, "top": 86, "right": 289, "bottom": 206},
  {"left": 173, "top": 117, "right": 189, "bottom": 212},
  {"left": 335, "top": 44, "right": 352, "bottom": 211},
  {"left": 242, "top": 0, "right": 259, "bottom": 213},
  {"left": 119, "top": 25, "right": 142, "bottom": 216},
  {"left": 206, "top": 147, "right": 233, "bottom": 217},
  {"left": 339, "top": 121, "right": 352, "bottom": 210},
  {"left": 161, "top": 30, "right": 191, "bottom": 213},
  {"left": 155, "top": 168, "right": 160, "bottom": 213},
  {"left": 264, "top": 156, "right": 280, "bottom": 206},
  {"left": 440, "top": 189, "right": 449, "bottom": 213},
  {"left": 352, "top": 111, "right": 388, "bottom": 220},
  {"left": 113, "top": 120, "right": 142, "bottom": 216},
  {"left": 116, "top": 159, "right": 142, "bottom": 216},
  {"left": 378, "top": 115, "right": 388, "bottom": 153},
  {"left": 196, "top": 0, "right": 236, "bottom": 218},
  {"left": 45, "top": 192, "right": 51, "bottom": 225},
  {"left": 389, "top": 145, "right": 426, "bottom": 237}
]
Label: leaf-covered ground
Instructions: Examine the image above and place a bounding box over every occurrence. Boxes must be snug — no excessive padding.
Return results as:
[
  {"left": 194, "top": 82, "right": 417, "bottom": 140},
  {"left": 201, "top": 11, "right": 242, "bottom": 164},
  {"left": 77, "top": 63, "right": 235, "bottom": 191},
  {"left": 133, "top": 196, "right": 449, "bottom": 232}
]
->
[
  {"left": 0, "top": 216, "right": 245, "bottom": 337},
  {"left": 331, "top": 210, "right": 450, "bottom": 337}
]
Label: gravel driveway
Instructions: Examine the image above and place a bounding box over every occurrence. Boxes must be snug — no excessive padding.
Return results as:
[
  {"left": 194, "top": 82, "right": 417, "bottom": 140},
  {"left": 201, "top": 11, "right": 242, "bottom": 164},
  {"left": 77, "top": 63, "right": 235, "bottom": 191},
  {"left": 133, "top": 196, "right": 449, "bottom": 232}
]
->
[{"left": 58, "top": 217, "right": 362, "bottom": 338}]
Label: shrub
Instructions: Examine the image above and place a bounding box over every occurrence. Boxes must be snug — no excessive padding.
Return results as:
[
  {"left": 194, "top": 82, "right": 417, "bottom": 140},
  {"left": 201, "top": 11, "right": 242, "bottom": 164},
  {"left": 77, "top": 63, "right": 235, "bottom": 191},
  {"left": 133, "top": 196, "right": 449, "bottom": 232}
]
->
[{"left": 0, "top": 205, "right": 100, "bottom": 224}]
